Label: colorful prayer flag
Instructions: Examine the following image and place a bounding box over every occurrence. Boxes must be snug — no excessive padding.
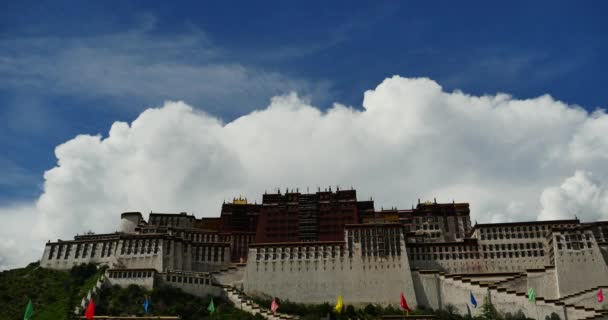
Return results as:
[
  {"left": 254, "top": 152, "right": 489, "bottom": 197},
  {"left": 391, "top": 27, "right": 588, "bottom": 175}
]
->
[
  {"left": 143, "top": 296, "right": 150, "bottom": 314},
  {"left": 207, "top": 297, "right": 215, "bottom": 314},
  {"left": 23, "top": 299, "right": 33, "bottom": 320},
  {"left": 469, "top": 291, "right": 477, "bottom": 308},
  {"left": 400, "top": 292, "right": 410, "bottom": 315},
  {"left": 84, "top": 299, "right": 95, "bottom": 320},
  {"left": 271, "top": 297, "right": 279, "bottom": 313},
  {"left": 334, "top": 295, "right": 344, "bottom": 314},
  {"left": 400, "top": 293, "right": 410, "bottom": 311},
  {"left": 598, "top": 289, "right": 604, "bottom": 303},
  {"left": 528, "top": 288, "right": 535, "bottom": 302}
]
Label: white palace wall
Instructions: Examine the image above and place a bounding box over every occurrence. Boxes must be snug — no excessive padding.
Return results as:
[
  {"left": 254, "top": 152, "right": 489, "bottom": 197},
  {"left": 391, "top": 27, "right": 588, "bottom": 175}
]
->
[
  {"left": 552, "top": 229, "right": 608, "bottom": 297},
  {"left": 411, "top": 271, "right": 595, "bottom": 320},
  {"left": 244, "top": 227, "right": 418, "bottom": 307}
]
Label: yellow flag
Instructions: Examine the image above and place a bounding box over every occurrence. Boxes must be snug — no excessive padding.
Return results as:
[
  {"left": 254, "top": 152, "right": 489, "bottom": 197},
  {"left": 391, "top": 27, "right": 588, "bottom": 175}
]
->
[{"left": 334, "top": 294, "right": 344, "bottom": 313}]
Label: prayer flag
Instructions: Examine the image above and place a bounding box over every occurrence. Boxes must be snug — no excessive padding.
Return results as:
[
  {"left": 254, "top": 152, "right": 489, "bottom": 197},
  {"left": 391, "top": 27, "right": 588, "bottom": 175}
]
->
[
  {"left": 598, "top": 289, "right": 604, "bottom": 303},
  {"left": 271, "top": 297, "right": 279, "bottom": 313},
  {"left": 84, "top": 299, "right": 95, "bottom": 320},
  {"left": 207, "top": 297, "right": 215, "bottom": 314},
  {"left": 528, "top": 288, "right": 535, "bottom": 302},
  {"left": 470, "top": 291, "right": 477, "bottom": 308},
  {"left": 143, "top": 296, "right": 150, "bottom": 314},
  {"left": 23, "top": 299, "right": 33, "bottom": 320},
  {"left": 334, "top": 295, "right": 344, "bottom": 314},
  {"left": 400, "top": 293, "right": 410, "bottom": 311}
]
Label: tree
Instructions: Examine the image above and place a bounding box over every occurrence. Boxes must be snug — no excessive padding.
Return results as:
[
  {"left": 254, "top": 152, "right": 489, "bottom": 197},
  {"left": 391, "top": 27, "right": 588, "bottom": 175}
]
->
[
  {"left": 363, "top": 304, "right": 378, "bottom": 316},
  {"left": 345, "top": 305, "right": 356, "bottom": 318},
  {"left": 545, "top": 313, "right": 561, "bottom": 320},
  {"left": 480, "top": 296, "right": 499, "bottom": 320}
]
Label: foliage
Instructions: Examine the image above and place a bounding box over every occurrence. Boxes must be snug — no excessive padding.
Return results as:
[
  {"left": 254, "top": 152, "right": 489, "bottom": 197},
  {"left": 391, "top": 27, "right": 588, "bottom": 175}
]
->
[
  {"left": 96, "top": 284, "right": 257, "bottom": 320},
  {"left": 0, "top": 261, "right": 102, "bottom": 320},
  {"left": 545, "top": 312, "right": 562, "bottom": 320},
  {"left": 479, "top": 296, "right": 499, "bottom": 320}
]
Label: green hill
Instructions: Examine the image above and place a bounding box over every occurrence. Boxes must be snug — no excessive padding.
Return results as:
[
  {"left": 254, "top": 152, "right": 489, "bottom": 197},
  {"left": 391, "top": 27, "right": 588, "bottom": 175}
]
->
[
  {"left": 0, "top": 262, "right": 103, "bottom": 320},
  {"left": 96, "top": 284, "right": 260, "bottom": 320},
  {"left": 0, "top": 262, "right": 260, "bottom": 320}
]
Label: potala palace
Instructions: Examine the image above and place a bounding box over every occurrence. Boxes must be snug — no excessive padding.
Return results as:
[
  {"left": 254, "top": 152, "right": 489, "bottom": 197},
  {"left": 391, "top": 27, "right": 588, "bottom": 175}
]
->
[{"left": 39, "top": 188, "right": 608, "bottom": 319}]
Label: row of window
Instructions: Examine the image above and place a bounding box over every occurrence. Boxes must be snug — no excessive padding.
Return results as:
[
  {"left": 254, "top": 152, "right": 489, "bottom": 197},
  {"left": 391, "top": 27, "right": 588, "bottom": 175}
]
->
[
  {"left": 120, "top": 239, "right": 161, "bottom": 255},
  {"left": 108, "top": 270, "right": 154, "bottom": 278},
  {"left": 193, "top": 246, "right": 225, "bottom": 262},
  {"left": 48, "top": 241, "right": 116, "bottom": 260},
  {"left": 256, "top": 250, "right": 345, "bottom": 261},
  {"left": 409, "top": 249, "right": 545, "bottom": 261},
  {"left": 257, "top": 246, "right": 343, "bottom": 254},
  {"left": 557, "top": 242, "right": 593, "bottom": 250},
  {"left": 479, "top": 224, "right": 557, "bottom": 234},
  {"left": 409, "top": 245, "right": 475, "bottom": 254},
  {"left": 483, "top": 242, "right": 543, "bottom": 251},
  {"left": 480, "top": 232, "right": 544, "bottom": 240},
  {"left": 165, "top": 274, "right": 211, "bottom": 285},
  {"left": 555, "top": 234, "right": 591, "bottom": 242}
]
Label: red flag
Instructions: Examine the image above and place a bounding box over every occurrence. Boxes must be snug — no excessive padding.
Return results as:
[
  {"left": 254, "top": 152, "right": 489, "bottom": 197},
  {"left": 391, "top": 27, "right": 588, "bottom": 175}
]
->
[
  {"left": 400, "top": 293, "right": 410, "bottom": 312},
  {"left": 271, "top": 297, "right": 279, "bottom": 313},
  {"left": 84, "top": 299, "right": 95, "bottom": 320},
  {"left": 598, "top": 289, "right": 604, "bottom": 303}
]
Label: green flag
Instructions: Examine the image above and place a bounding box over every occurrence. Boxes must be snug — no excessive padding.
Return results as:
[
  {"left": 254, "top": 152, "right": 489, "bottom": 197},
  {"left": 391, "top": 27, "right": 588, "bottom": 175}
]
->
[
  {"left": 23, "top": 299, "right": 33, "bottom": 320},
  {"left": 207, "top": 297, "right": 215, "bottom": 314},
  {"left": 528, "top": 288, "right": 535, "bottom": 301}
]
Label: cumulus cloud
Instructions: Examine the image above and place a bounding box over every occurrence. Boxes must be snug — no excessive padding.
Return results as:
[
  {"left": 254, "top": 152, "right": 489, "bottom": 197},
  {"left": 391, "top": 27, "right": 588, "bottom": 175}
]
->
[
  {"left": 539, "top": 171, "right": 608, "bottom": 221},
  {"left": 2, "top": 76, "right": 608, "bottom": 269}
]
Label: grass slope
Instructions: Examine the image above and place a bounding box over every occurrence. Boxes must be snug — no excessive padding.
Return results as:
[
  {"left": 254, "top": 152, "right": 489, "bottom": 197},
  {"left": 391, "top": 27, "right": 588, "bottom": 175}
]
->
[
  {"left": 96, "top": 284, "right": 262, "bottom": 320},
  {"left": 0, "top": 262, "right": 102, "bottom": 320}
]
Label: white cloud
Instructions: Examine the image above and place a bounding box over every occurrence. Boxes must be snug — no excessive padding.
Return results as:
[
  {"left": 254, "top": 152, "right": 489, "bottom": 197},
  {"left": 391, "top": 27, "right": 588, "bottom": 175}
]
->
[
  {"left": 539, "top": 171, "right": 608, "bottom": 221},
  {"left": 2, "top": 75, "right": 608, "bottom": 270},
  {"left": 0, "top": 21, "right": 333, "bottom": 119}
]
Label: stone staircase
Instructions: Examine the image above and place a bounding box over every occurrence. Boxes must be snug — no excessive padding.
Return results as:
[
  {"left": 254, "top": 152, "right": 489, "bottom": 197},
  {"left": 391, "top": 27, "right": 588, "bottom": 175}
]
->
[
  {"left": 209, "top": 264, "right": 300, "bottom": 320},
  {"left": 221, "top": 285, "right": 300, "bottom": 320},
  {"left": 442, "top": 273, "right": 607, "bottom": 320},
  {"left": 73, "top": 268, "right": 109, "bottom": 315}
]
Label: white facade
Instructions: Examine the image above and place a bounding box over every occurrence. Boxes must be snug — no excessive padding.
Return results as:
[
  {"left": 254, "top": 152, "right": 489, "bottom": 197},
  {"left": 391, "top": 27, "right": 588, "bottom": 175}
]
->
[{"left": 39, "top": 212, "right": 608, "bottom": 319}]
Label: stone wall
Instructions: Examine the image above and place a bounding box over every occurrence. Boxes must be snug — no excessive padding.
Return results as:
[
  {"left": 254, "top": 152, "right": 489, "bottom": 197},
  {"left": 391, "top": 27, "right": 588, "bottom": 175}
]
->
[
  {"left": 526, "top": 268, "right": 558, "bottom": 300},
  {"left": 157, "top": 271, "right": 220, "bottom": 297},
  {"left": 411, "top": 271, "right": 596, "bottom": 320},
  {"left": 244, "top": 227, "right": 418, "bottom": 307},
  {"left": 552, "top": 229, "right": 608, "bottom": 297},
  {"left": 107, "top": 269, "right": 156, "bottom": 290}
]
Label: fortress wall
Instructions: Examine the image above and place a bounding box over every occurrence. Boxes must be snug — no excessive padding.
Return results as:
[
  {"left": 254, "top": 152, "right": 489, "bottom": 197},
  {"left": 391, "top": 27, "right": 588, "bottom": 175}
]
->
[
  {"left": 411, "top": 272, "right": 441, "bottom": 310},
  {"left": 563, "top": 287, "right": 607, "bottom": 309},
  {"left": 496, "top": 275, "right": 527, "bottom": 293},
  {"left": 107, "top": 269, "right": 155, "bottom": 290},
  {"left": 408, "top": 250, "right": 549, "bottom": 274},
  {"left": 41, "top": 241, "right": 119, "bottom": 270},
  {"left": 245, "top": 254, "right": 415, "bottom": 306},
  {"left": 244, "top": 236, "right": 418, "bottom": 307},
  {"left": 157, "top": 272, "right": 220, "bottom": 297},
  {"left": 415, "top": 273, "right": 590, "bottom": 319},
  {"left": 553, "top": 231, "right": 608, "bottom": 297},
  {"left": 526, "top": 268, "right": 558, "bottom": 299},
  {"left": 190, "top": 244, "right": 231, "bottom": 272}
]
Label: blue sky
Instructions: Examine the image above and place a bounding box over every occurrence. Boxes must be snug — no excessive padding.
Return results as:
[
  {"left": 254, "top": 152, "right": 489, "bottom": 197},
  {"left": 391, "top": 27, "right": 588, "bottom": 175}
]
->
[{"left": 1, "top": 0, "right": 607, "bottom": 206}]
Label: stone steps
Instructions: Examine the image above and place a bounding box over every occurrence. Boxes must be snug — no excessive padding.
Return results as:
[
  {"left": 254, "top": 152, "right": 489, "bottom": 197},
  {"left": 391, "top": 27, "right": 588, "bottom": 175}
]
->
[
  {"left": 443, "top": 275, "right": 603, "bottom": 320},
  {"left": 222, "top": 285, "right": 299, "bottom": 320}
]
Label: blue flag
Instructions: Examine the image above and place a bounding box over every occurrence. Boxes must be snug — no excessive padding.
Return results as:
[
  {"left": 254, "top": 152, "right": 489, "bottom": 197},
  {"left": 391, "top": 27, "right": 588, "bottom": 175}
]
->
[
  {"left": 470, "top": 291, "right": 477, "bottom": 308},
  {"left": 143, "top": 296, "right": 150, "bottom": 314}
]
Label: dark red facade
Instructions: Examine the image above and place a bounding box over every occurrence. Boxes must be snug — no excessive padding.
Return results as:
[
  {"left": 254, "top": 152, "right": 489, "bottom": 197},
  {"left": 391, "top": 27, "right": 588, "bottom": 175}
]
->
[
  {"left": 217, "top": 199, "right": 261, "bottom": 262},
  {"left": 254, "top": 188, "right": 373, "bottom": 243}
]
